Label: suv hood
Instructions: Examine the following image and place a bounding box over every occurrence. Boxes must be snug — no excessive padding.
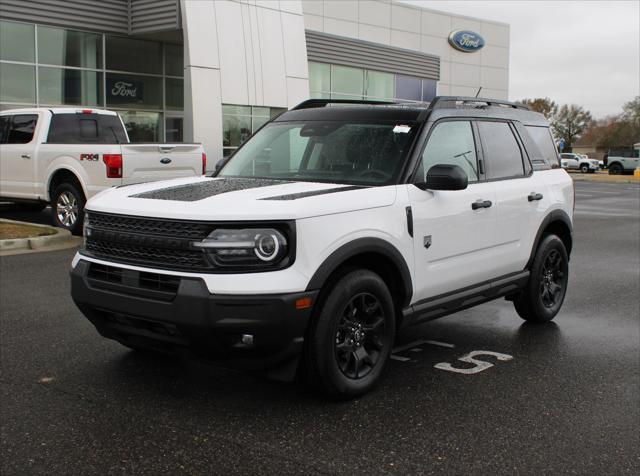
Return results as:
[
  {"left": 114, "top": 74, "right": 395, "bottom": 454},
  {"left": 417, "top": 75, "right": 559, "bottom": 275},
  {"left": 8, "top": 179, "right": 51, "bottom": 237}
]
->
[{"left": 87, "top": 176, "right": 397, "bottom": 220}]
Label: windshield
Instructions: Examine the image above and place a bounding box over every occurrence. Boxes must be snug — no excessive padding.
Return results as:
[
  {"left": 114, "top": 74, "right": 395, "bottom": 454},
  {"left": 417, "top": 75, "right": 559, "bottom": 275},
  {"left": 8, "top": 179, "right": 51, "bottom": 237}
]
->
[{"left": 218, "top": 121, "right": 418, "bottom": 185}]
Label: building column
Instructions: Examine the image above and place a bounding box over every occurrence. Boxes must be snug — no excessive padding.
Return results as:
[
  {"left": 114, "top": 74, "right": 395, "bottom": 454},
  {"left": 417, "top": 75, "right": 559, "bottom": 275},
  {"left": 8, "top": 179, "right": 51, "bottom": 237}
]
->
[{"left": 180, "top": 0, "right": 223, "bottom": 166}]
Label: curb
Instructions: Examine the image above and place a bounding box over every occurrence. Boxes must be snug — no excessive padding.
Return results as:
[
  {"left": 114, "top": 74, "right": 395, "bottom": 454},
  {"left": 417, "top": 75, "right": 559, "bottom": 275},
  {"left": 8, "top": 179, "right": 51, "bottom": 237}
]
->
[{"left": 0, "top": 219, "right": 73, "bottom": 252}]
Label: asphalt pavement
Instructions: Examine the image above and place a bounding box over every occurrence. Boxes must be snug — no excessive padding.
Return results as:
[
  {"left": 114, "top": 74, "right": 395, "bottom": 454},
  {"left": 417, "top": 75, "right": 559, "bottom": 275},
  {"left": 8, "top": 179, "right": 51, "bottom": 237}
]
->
[{"left": 1, "top": 180, "right": 639, "bottom": 475}]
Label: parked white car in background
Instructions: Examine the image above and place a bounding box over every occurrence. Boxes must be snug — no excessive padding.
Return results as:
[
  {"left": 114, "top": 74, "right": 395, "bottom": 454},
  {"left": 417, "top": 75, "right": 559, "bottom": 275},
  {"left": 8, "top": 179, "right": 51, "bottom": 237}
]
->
[
  {"left": 0, "top": 108, "right": 206, "bottom": 234},
  {"left": 559, "top": 153, "right": 599, "bottom": 173}
]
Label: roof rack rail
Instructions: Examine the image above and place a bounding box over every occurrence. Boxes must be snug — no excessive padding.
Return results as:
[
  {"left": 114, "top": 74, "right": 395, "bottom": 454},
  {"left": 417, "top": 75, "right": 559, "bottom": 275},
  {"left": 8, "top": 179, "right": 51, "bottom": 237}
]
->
[
  {"left": 429, "top": 96, "right": 531, "bottom": 111},
  {"left": 291, "top": 98, "right": 397, "bottom": 110}
]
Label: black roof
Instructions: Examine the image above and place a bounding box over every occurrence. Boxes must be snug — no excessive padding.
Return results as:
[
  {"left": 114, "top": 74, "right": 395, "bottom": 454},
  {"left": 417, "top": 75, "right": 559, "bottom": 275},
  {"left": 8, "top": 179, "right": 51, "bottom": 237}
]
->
[{"left": 275, "top": 96, "right": 549, "bottom": 127}]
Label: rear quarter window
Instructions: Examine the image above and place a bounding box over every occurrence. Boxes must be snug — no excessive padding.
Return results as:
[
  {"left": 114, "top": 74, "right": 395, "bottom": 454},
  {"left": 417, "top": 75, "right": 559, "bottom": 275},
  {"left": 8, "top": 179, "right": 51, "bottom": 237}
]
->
[{"left": 526, "top": 126, "right": 560, "bottom": 168}]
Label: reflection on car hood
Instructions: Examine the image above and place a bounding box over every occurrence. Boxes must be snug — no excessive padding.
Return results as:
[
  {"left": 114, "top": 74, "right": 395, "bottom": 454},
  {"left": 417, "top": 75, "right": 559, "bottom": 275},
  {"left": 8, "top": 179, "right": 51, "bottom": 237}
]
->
[{"left": 86, "top": 176, "right": 397, "bottom": 220}]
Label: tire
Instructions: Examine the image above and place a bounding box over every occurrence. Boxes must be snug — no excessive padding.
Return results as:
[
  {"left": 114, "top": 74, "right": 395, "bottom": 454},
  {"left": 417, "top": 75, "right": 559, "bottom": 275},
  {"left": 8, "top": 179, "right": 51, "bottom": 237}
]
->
[
  {"left": 608, "top": 163, "right": 623, "bottom": 175},
  {"left": 580, "top": 164, "right": 589, "bottom": 173},
  {"left": 304, "top": 269, "right": 396, "bottom": 398},
  {"left": 514, "top": 234, "right": 569, "bottom": 323},
  {"left": 51, "top": 182, "right": 86, "bottom": 235}
]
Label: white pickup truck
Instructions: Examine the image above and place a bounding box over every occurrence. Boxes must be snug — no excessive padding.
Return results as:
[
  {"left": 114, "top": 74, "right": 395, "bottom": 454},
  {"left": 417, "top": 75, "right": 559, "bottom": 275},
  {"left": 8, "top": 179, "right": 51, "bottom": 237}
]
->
[{"left": 0, "top": 108, "right": 206, "bottom": 234}]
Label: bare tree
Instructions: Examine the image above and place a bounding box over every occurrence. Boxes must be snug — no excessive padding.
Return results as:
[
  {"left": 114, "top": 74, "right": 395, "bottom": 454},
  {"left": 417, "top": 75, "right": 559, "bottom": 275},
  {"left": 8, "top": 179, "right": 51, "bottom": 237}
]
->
[{"left": 552, "top": 104, "right": 593, "bottom": 149}]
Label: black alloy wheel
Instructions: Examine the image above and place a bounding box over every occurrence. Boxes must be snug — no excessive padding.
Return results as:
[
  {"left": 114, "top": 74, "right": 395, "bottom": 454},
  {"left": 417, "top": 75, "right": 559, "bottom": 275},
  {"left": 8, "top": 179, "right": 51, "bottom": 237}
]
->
[
  {"left": 304, "top": 269, "right": 395, "bottom": 398},
  {"left": 334, "top": 293, "right": 386, "bottom": 380},
  {"left": 539, "top": 249, "right": 566, "bottom": 308},
  {"left": 514, "top": 234, "right": 569, "bottom": 323}
]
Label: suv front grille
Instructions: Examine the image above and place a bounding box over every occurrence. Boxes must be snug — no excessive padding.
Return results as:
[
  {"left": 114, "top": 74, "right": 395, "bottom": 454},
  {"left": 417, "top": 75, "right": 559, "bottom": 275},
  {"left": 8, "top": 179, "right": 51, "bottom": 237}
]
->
[{"left": 83, "top": 212, "right": 214, "bottom": 271}]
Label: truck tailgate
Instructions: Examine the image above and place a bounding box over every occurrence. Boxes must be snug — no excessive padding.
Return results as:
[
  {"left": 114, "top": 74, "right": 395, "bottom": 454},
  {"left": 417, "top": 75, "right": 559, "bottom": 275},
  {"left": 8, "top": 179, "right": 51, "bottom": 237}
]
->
[{"left": 120, "top": 143, "right": 203, "bottom": 184}]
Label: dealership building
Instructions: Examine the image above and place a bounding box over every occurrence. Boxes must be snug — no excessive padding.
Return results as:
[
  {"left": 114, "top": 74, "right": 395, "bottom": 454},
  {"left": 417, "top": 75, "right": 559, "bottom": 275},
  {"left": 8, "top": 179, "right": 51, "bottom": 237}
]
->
[{"left": 0, "top": 0, "right": 509, "bottom": 160}]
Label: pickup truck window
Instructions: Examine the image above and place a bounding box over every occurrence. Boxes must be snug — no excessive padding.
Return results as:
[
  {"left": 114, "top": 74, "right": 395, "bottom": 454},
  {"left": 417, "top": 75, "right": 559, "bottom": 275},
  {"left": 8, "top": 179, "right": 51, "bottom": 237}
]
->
[
  {"left": 415, "top": 120, "right": 478, "bottom": 183},
  {"left": 47, "top": 113, "right": 127, "bottom": 144},
  {"left": 0, "top": 116, "right": 8, "bottom": 143},
  {"left": 478, "top": 121, "right": 525, "bottom": 179},
  {"left": 218, "top": 121, "right": 417, "bottom": 185},
  {"left": 6, "top": 114, "right": 38, "bottom": 144}
]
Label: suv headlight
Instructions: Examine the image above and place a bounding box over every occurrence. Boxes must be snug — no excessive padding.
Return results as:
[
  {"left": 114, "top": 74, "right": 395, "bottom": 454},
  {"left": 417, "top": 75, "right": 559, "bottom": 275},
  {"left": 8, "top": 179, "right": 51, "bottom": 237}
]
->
[{"left": 192, "top": 227, "right": 290, "bottom": 269}]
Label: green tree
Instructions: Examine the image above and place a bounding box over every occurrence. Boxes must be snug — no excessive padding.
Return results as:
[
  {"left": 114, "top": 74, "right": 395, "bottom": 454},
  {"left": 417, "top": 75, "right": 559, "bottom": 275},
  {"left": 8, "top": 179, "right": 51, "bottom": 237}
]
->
[
  {"left": 552, "top": 104, "right": 593, "bottom": 149},
  {"left": 520, "top": 97, "right": 558, "bottom": 120}
]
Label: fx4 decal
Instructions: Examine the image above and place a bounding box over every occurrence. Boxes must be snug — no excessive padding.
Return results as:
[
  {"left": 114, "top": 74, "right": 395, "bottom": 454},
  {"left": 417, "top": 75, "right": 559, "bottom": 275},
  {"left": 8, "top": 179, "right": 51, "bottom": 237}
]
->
[{"left": 80, "top": 154, "right": 99, "bottom": 161}]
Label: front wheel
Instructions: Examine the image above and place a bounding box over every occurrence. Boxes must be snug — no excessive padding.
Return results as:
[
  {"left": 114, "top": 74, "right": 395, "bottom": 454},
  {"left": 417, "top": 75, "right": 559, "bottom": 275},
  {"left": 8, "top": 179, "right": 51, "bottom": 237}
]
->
[
  {"left": 580, "top": 164, "right": 590, "bottom": 173},
  {"left": 304, "top": 269, "right": 396, "bottom": 398},
  {"left": 608, "top": 163, "right": 623, "bottom": 175},
  {"left": 514, "top": 234, "right": 569, "bottom": 323},
  {"left": 51, "top": 182, "right": 86, "bottom": 235}
]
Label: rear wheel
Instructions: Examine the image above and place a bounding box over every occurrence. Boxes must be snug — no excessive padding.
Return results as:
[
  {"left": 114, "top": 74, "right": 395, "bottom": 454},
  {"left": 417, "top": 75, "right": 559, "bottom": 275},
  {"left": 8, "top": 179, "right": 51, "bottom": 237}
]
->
[
  {"left": 51, "top": 182, "right": 85, "bottom": 235},
  {"left": 304, "top": 269, "right": 395, "bottom": 398},
  {"left": 514, "top": 234, "right": 569, "bottom": 323},
  {"left": 608, "top": 163, "right": 623, "bottom": 175}
]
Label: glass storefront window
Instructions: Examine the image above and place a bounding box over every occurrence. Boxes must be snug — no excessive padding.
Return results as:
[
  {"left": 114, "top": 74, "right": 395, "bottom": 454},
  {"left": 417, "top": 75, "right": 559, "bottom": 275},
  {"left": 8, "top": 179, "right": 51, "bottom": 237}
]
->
[
  {"left": 0, "top": 21, "right": 34, "bottom": 62},
  {"left": 165, "top": 43, "right": 183, "bottom": 77},
  {"left": 165, "top": 78, "right": 183, "bottom": 110},
  {"left": 106, "top": 36, "right": 162, "bottom": 74},
  {"left": 365, "top": 70, "right": 394, "bottom": 101},
  {"left": 422, "top": 79, "right": 437, "bottom": 102},
  {"left": 105, "top": 73, "right": 162, "bottom": 110},
  {"left": 309, "top": 62, "right": 330, "bottom": 98},
  {"left": 0, "top": 63, "right": 36, "bottom": 103},
  {"left": 222, "top": 105, "right": 286, "bottom": 156},
  {"left": 330, "top": 65, "right": 364, "bottom": 100},
  {"left": 38, "top": 67, "right": 103, "bottom": 106},
  {"left": 165, "top": 116, "right": 183, "bottom": 142},
  {"left": 395, "top": 75, "right": 422, "bottom": 101},
  {"left": 37, "top": 26, "right": 102, "bottom": 69},
  {"left": 118, "top": 111, "right": 161, "bottom": 142}
]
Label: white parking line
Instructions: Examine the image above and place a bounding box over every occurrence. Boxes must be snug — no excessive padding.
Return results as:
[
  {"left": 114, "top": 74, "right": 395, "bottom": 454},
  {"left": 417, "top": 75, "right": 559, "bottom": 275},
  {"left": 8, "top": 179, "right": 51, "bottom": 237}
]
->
[
  {"left": 390, "top": 355, "right": 411, "bottom": 362},
  {"left": 392, "top": 339, "right": 455, "bottom": 354}
]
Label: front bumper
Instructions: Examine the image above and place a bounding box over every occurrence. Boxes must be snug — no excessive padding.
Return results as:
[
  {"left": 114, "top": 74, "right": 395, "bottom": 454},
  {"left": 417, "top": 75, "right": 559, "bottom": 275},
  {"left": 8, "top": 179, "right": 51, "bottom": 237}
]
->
[{"left": 70, "top": 260, "right": 317, "bottom": 369}]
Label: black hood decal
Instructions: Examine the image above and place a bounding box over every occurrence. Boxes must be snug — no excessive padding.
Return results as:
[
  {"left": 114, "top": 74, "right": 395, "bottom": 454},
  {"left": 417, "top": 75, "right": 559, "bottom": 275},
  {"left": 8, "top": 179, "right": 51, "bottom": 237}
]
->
[
  {"left": 130, "top": 178, "right": 290, "bottom": 202},
  {"left": 259, "top": 185, "right": 366, "bottom": 201}
]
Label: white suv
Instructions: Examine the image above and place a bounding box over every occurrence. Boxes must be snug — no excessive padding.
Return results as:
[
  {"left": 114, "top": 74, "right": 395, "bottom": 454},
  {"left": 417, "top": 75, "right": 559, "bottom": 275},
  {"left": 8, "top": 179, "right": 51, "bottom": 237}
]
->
[{"left": 71, "top": 97, "right": 574, "bottom": 398}]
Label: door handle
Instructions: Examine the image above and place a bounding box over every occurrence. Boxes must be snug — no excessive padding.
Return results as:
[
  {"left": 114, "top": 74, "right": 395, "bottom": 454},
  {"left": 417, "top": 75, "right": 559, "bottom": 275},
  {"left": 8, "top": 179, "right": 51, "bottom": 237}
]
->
[
  {"left": 21, "top": 154, "right": 31, "bottom": 159},
  {"left": 471, "top": 199, "right": 492, "bottom": 210},
  {"left": 528, "top": 192, "right": 543, "bottom": 201}
]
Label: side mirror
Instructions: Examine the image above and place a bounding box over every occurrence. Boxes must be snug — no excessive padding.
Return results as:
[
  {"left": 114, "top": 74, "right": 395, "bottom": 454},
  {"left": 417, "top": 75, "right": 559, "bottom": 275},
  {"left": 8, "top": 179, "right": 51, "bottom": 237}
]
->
[
  {"left": 213, "top": 157, "right": 230, "bottom": 175},
  {"left": 415, "top": 164, "right": 468, "bottom": 191}
]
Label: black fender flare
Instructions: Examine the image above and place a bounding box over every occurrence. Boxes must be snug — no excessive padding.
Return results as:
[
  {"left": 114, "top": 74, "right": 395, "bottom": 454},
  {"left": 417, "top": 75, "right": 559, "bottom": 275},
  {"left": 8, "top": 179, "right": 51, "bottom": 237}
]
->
[
  {"left": 305, "top": 237, "right": 413, "bottom": 308},
  {"left": 526, "top": 209, "right": 573, "bottom": 269}
]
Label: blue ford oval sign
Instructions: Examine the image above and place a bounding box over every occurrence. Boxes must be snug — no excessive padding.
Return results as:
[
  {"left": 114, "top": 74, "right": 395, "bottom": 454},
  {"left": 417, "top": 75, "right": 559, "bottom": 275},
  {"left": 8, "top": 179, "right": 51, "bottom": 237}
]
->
[{"left": 448, "top": 30, "right": 485, "bottom": 53}]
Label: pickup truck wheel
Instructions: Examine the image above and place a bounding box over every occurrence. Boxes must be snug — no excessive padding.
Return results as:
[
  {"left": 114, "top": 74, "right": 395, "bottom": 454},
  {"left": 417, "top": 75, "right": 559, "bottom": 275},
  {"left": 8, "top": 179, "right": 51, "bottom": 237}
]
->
[
  {"left": 515, "top": 234, "right": 569, "bottom": 323},
  {"left": 580, "top": 164, "right": 590, "bottom": 173},
  {"left": 608, "top": 163, "right": 623, "bottom": 175},
  {"left": 304, "top": 269, "right": 395, "bottom": 398},
  {"left": 51, "top": 183, "right": 85, "bottom": 235}
]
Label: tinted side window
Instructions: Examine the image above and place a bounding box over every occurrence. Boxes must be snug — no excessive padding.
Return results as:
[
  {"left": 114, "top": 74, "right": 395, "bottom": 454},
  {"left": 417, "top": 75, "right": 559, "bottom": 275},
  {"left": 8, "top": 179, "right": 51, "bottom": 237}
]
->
[
  {"left": 47, "top": 114, "right": 127, "bottom": 143},
  {"left": 526, "top": 126, "right": 559, "bottom": 167},
  {"left": 0, "top": 116, "right": 9, "bottom": 143},
  {"left": 415, "top": 121, "right": 479, "bottom": 183},
  {"left": 6, "top": 114, "right": 38, "bottom": 144},
  {"left": 479, "top": 121, "right": 525, "bottom": 179}
]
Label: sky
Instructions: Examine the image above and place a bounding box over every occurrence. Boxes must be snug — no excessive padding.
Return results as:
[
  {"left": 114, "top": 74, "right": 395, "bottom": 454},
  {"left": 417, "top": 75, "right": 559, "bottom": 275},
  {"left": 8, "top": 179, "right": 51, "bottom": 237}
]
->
[{"left": 402, "top": 0, "right": 640, "bottom": 119}]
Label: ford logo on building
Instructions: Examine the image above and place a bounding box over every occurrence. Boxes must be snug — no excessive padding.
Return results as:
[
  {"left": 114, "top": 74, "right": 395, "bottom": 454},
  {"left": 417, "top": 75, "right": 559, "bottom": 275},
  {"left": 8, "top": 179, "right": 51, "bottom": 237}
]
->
[{"left": 448, "top": 30, "right": 485, "bottom": 52}]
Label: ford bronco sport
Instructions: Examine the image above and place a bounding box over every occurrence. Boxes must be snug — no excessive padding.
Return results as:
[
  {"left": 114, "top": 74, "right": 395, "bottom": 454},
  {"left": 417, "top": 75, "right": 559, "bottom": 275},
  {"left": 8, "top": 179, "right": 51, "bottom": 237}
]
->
[{"left": 71, "top": 97, "right": 574, "bottom": 398}]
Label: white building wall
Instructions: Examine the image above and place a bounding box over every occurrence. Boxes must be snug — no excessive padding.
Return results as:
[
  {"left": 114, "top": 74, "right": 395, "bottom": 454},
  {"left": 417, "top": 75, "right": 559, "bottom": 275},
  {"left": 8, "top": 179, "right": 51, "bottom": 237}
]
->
[
  {"left": 301, "top": 0, "right": 510, "bottom": 99},
  {"left": 181, "top": 0, "right": 309, "bottom": 160}
]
